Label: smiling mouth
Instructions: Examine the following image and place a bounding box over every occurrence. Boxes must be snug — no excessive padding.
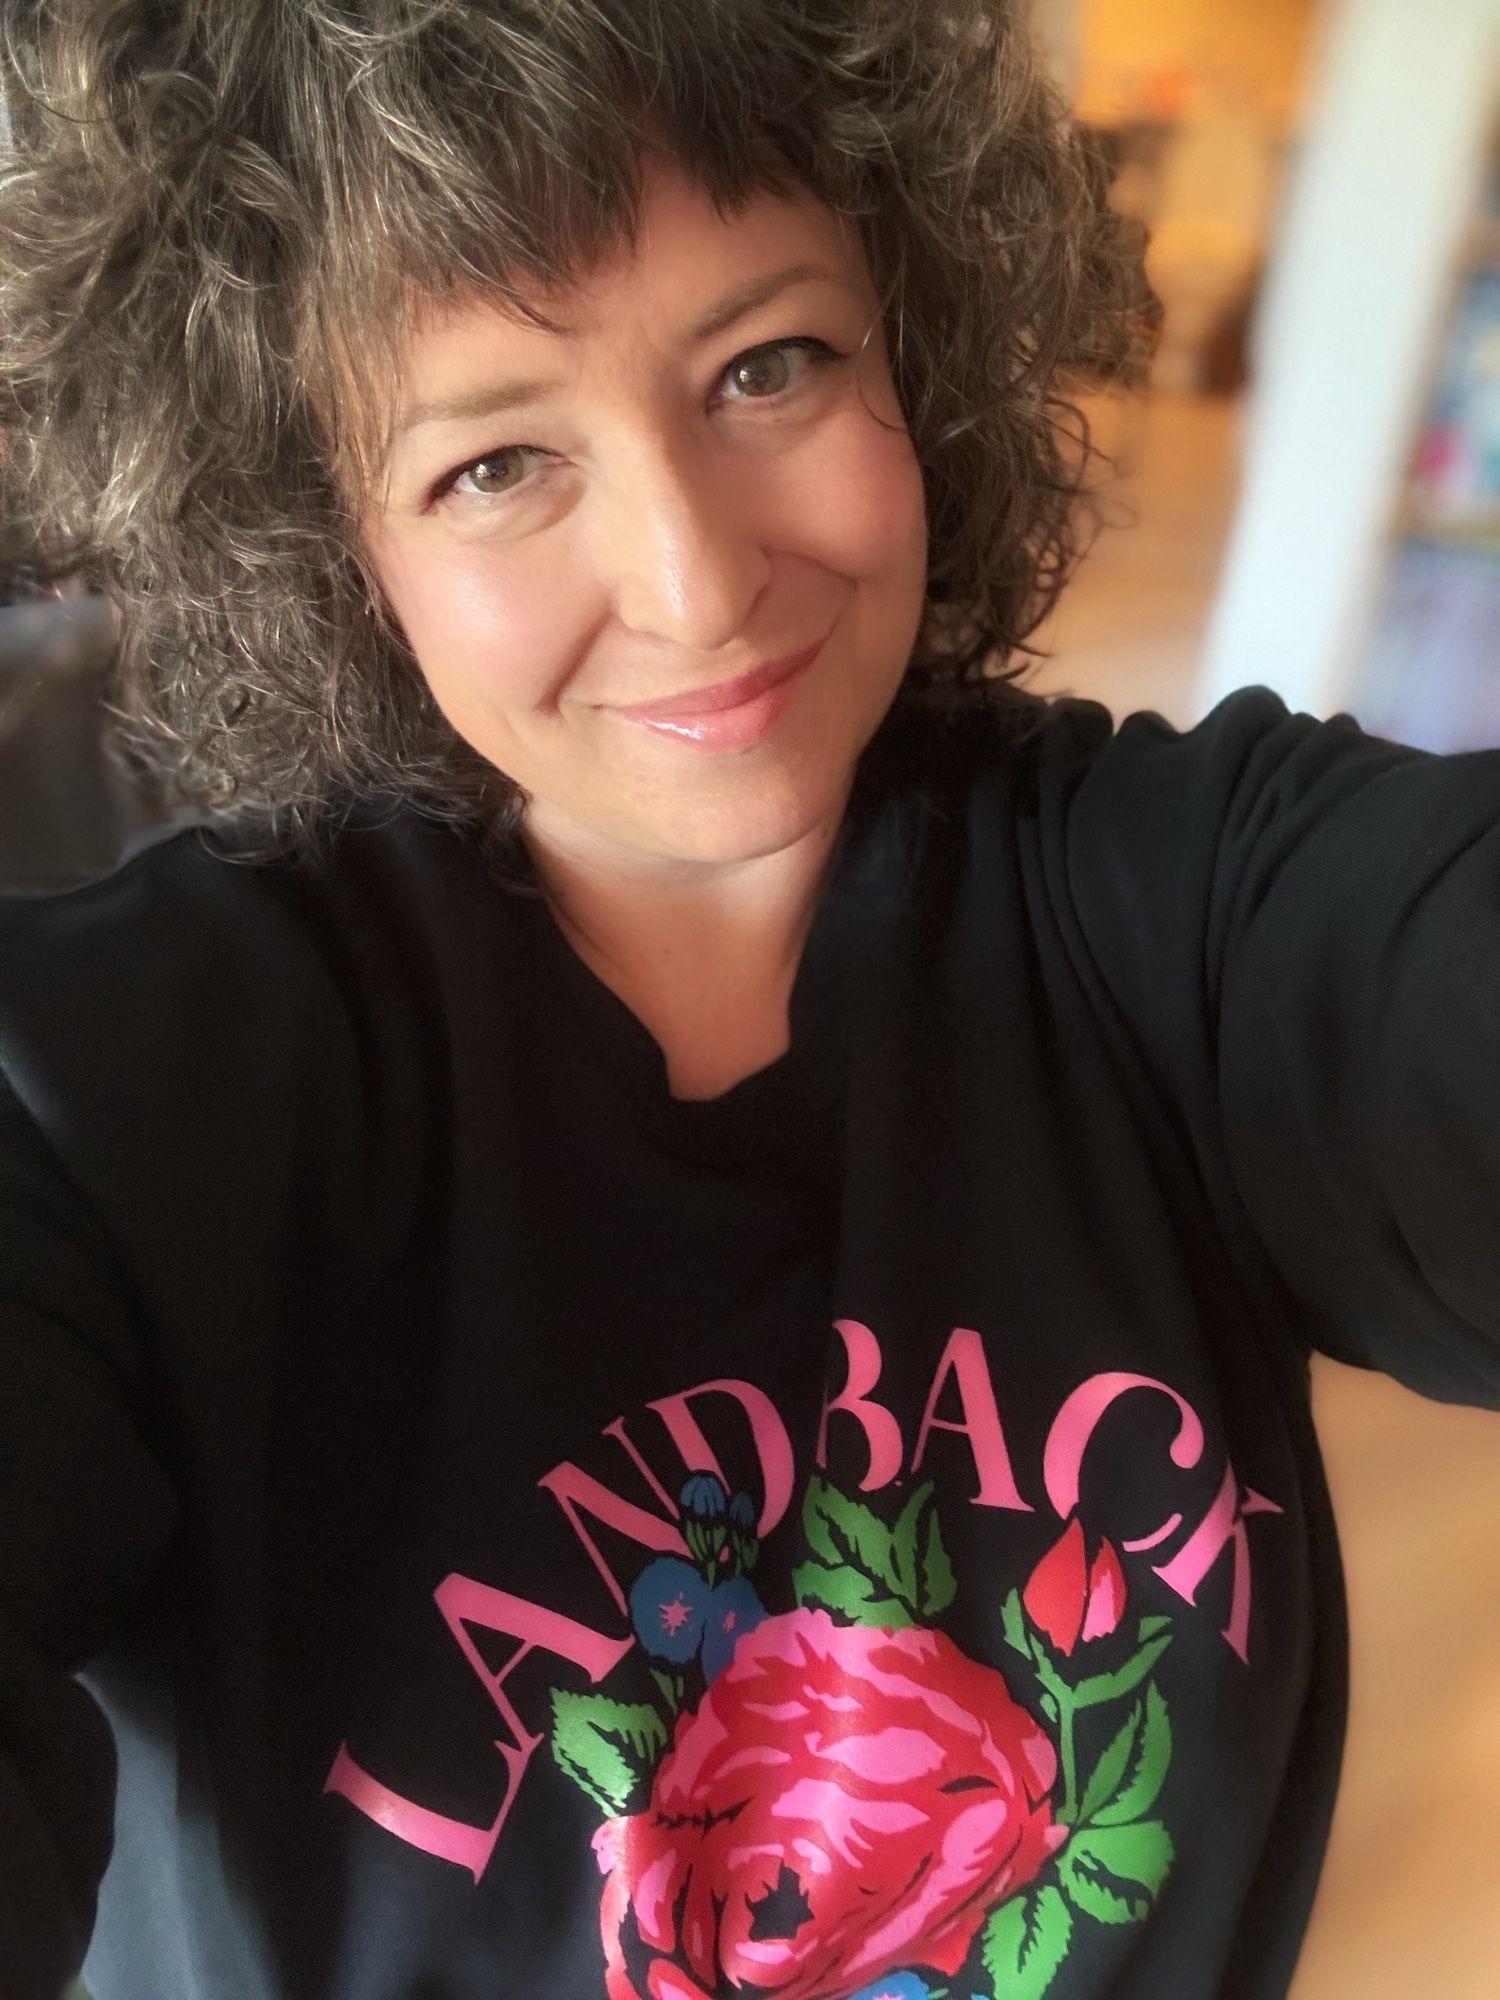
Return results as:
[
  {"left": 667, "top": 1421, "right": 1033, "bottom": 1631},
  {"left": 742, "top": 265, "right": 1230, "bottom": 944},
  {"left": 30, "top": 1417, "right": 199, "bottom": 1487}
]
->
[{"left": 610, "top": 642, "right": 824, "bottom": 723}]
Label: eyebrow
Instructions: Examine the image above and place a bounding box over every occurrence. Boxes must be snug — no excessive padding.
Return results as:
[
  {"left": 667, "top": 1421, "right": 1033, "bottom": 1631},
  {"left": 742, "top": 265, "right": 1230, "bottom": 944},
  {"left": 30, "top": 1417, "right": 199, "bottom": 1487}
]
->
[{"left": 393, "top": 260, "right": 848, "bottom": 436}]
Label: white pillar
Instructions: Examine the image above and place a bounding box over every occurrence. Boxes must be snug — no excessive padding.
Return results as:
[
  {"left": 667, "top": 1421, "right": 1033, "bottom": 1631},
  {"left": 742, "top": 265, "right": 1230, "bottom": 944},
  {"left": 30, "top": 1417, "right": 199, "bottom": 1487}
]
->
[{"left": 1197, "top": 0, "right": 1500, "bottom": 718}]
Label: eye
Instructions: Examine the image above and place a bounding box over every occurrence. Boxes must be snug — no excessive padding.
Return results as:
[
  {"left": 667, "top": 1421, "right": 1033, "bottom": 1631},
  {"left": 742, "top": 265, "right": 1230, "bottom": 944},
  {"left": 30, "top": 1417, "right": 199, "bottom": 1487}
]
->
[
  {"left": 719, "top": 337, "right": 838, "bottom": 402},
  {"left": 428, "top": 335, "right": 841, "bottom": 509},
  {"left": 447, "top": 444, "right": 548, "bottom": 499}
]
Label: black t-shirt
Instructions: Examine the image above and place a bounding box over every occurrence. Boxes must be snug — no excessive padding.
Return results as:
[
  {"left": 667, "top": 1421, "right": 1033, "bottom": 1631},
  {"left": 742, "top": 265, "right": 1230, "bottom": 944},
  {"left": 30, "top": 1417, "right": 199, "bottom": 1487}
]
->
[{"left": 1, "top": 685, "right": 1497, "bottom": 2000}]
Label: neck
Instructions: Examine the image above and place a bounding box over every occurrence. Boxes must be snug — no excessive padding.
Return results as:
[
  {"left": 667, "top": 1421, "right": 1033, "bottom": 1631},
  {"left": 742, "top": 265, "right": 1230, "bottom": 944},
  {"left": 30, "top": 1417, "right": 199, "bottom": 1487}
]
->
[{"left": 521, "top": 802, "right": 848, "bottom": 1100}]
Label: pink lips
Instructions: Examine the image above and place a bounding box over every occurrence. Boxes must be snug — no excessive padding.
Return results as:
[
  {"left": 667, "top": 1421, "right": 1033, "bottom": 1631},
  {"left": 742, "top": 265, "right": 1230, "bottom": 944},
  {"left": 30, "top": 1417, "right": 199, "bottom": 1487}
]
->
[
  {"left": 612, "top": 644, "right": 824, "bottom": 724},
  {"left": 610, "top": 641, "right": 823, "bottom": 751}
]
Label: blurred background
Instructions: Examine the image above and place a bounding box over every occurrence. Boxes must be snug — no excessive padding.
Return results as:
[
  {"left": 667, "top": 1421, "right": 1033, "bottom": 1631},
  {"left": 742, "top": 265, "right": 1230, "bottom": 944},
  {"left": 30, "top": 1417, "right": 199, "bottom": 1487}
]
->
[
  {"left": 1026, "top": 3, "right": 1500, "bottom": 1997},
  {"left": 6, "top": 2, "right": 1500, "bottom": 1997},
  {"left": 1030, "top": 0, "right": 1500, "bottom": 743}
]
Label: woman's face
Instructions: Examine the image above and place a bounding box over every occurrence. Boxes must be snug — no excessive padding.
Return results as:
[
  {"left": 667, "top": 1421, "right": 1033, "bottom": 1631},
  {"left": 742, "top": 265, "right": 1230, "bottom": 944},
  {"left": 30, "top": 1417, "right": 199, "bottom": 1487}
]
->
[{"left": 364, "top": 159, "right": 928, "bottom": 877}]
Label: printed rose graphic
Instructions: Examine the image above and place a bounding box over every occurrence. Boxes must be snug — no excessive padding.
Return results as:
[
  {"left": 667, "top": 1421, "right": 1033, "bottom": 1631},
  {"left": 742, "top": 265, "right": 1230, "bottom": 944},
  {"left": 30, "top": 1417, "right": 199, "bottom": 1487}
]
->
[
  {"left": 554, "top": 1477, "right": 1179, "bottom": 2000},
  {"left": 592, "top": 1606, "right": 1065, "bottom": 2000}
]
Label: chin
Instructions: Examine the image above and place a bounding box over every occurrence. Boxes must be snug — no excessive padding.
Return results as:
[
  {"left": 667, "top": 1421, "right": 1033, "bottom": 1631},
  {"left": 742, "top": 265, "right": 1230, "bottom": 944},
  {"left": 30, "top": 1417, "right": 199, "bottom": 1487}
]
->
[{"left": 638, "top": 761, "right": 853, "bottom": 870}]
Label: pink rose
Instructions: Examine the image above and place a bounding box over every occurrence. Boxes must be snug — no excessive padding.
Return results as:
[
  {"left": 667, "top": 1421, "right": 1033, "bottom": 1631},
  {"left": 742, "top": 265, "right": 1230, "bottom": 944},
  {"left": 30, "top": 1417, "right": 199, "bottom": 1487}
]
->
[{"left": 593, "top": 1608, "right": 1063, "bottom": 2000}]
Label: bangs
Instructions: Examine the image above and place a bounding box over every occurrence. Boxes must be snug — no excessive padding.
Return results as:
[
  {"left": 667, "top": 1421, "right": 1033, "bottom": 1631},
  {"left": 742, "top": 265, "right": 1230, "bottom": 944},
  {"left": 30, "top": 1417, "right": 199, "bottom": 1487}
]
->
[{"left": 290, "top": 2, "right": 827, "bottom": 483}]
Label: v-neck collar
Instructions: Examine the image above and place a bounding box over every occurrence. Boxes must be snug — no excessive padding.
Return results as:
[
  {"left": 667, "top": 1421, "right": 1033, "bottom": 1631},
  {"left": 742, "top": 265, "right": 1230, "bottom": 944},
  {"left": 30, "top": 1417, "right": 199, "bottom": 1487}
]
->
[{"left": 500, "top": 698, "right": 932, "bottom": 1182}]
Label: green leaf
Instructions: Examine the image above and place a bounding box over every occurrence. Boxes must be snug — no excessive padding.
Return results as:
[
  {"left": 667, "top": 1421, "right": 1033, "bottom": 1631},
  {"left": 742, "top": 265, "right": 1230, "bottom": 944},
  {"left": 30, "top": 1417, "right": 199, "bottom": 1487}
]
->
[
  {"left": 800, "top": 1476, "right": 899, "bottom": 1590},
  {"left": 791, "top": 1558, "right": 912, "bottom": 1628},
  {"left": 798, "top": 1477, "right": 954, "bottom": 1625},
  {"left": 884, "top": 1480, "right": 957, "bottom": 1620},
  {"left": 1089, "top": 1682, "right": 1172, "bottom": 1827},
  {"left": 889, "top": 1481, "right": 925, "bottom": 1605},
  {"left": 918, "top": 1499, "right": 958, "bottom": 1617},
  {"left": 1001, "top": 1585, "right": 1031, "bottom": 1658},
  {"left": 1077, "top": 1697, "right": 1145, "bottom": 1827},
  {"left": 980, "top": 1883, "right": 1074, "bottom": 1999},
  {"left": 648, "top": 1667, "right": 684, "bottom": 1717},
  {"left": 550, "top": 1691, "right": 667, "bottom": 1816},
  {"left": 1136, "top": 1613, "right": 1172, "bottom": 1642},
  {"left": 1058, "top": 1819, "right": 1175, "bottom": 1925},
  {"left": 1072, "top": 1631, "right": 1174, "bottom": 1709}
]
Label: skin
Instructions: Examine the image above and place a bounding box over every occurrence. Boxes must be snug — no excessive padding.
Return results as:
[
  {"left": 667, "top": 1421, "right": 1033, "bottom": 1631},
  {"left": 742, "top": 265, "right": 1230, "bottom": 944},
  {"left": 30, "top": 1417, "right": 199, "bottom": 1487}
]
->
[{"left": 364, "top": 158, "right": 929, "bottom": 1097}]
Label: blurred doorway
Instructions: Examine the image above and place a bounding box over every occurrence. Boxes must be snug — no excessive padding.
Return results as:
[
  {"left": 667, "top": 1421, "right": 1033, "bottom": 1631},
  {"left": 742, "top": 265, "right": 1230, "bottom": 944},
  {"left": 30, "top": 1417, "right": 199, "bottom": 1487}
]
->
[{"left": 1027, "top": 0, "right": 1322, "bottom": 722}]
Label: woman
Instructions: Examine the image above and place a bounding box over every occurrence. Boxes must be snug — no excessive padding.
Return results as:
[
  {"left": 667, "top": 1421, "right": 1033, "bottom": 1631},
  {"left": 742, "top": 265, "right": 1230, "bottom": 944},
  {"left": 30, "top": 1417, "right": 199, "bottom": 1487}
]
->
[{"left": 0, "top": 5, "right": 1494, "bottom": 2000}]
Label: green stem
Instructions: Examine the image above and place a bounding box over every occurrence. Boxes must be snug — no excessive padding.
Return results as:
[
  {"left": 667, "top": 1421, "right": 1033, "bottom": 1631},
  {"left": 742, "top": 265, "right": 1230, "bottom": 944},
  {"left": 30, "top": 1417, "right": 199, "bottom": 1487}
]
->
[
  {"left": 1027, "top": 1640, "right": 1081, "bottom": 1823},
  {"left": 1058, "top": 1692, "right": 1079, "bottom": 1823}
]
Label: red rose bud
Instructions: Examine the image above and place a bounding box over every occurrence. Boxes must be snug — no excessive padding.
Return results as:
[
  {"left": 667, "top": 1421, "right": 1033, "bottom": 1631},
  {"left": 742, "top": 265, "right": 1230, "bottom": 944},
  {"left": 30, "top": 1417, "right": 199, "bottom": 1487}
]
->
[
  {"left": 1080, "top": 1537, "right": 1127, "bottom": 1643},
  {"left": 1022, "top": 1517, "right": 1127, "bottom": 1655}
]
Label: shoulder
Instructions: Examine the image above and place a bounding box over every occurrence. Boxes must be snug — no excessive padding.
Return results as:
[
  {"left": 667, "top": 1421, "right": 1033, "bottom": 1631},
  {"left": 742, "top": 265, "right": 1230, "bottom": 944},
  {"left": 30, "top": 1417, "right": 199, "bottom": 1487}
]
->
[
  {"left": 966, "top": 680, "right": 1328, "bottom": 794},
  {"left": 889, "top": 676, "right": 1318, "bottom": 778},
  {"left": 878, "top": 680, "right": 1343, "bottom": 847},
  {"left": 924, "top": 679, "right": 1444, "bottom": 844},
  {"left": 0, "top": 804, "right": 509, "bottom": 998},
  {"left": 0, "top": 807, "right": 522, "bottom": 1164},
  {"left": 895, "top": 681, "right": 1500, "bottom": 1003}
]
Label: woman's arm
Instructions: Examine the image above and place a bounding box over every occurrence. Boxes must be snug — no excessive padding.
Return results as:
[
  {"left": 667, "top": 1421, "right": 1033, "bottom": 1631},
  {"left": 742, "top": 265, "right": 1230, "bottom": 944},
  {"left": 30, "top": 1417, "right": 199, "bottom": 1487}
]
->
[
  {"left": 0, "top": 1074, "right": 176, "bottom": 1999},
  {"left": 1049, "top": 684, "right": 1500, "bottom": 1406}
]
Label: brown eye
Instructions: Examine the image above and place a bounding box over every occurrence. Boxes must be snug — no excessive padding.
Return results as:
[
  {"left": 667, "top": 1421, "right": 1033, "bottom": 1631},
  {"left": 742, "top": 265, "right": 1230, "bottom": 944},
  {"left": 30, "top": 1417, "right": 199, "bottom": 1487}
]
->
[
  {"left": 728, "top": 346, "right": 793, "bottom": 398},
  {"left": 719, "top": 338, "right": 837, "bottom": 406},
  {"left": 463, "top": 449, "right": 529, "bottom": 494}
]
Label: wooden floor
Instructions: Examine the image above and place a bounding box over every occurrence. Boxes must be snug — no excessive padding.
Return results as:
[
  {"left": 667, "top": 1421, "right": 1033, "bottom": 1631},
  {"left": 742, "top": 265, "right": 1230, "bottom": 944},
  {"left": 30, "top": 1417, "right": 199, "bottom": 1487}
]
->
[{"left": 1033, "top": 391, "right": 1500, "bottom": 1999}]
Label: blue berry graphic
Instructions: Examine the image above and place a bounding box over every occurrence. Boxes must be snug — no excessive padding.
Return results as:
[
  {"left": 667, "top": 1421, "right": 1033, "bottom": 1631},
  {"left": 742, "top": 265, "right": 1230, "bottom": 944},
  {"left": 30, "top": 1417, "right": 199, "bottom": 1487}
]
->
[
  {"left": 629, "top": 1556, "right": 711, "bottom": 1665},
  {"left": 699, "top": 1575, "right": 768, "bottom": 1682},
  {"left": 678, "top": 1472, "right": 729, "bottom": 1523},
  {"left": 679, "top": 1473, "right": 732, "bottom": 1576}
]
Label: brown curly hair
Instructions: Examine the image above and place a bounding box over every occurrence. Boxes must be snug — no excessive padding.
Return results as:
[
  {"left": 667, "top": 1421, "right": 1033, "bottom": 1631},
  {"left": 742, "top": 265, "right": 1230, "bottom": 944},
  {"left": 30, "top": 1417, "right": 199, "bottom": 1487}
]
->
[{"left": 0, "top": 0, "right": 1155, "bottom": 846}]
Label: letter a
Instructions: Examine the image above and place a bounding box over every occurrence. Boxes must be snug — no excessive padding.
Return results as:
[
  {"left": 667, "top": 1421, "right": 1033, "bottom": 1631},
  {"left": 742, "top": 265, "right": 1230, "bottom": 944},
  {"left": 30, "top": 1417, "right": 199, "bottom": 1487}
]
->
[
  {"left": 910, "top": 1327, "right": 1032, "bottom": 1511},
  {"left": 324, "top": 1577, "right": 630, "bottom": 1881}
]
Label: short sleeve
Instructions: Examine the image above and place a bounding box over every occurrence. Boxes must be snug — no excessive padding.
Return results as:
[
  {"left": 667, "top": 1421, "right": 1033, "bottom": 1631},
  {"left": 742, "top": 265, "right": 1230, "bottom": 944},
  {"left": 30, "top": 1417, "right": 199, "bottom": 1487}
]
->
[{"left": 1048, "top": 684, "right": 1500, "bottom": 1409}]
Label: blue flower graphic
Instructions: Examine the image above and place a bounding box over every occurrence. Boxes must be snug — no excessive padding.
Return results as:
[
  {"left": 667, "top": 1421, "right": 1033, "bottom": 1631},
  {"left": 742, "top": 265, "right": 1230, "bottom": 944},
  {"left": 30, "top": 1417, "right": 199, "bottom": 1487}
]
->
[
  {"left": 699, "top": 1575, "right": 768, "bottom": 1681},
  {"left": 628, "top": 1556, "right": 711, "bottom": 1665},
  {"left": 845, "top": 1974, "right": 931, "bottom": 2000}
]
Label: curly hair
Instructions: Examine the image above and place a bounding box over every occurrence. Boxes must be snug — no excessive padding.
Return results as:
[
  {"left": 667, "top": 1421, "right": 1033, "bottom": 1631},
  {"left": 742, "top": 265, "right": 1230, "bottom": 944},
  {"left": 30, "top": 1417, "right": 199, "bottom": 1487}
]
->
[{"left": 0, "top": 0, "right": 1155, "bottom": 846}]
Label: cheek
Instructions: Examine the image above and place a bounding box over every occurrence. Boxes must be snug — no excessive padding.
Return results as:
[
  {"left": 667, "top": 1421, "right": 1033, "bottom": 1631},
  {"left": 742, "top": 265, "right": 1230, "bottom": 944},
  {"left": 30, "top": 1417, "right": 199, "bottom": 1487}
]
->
[
  {"left": 788, "top": 409, "right": 927, "bottom": 585},
  {"left": 370, "top": 533, "right": 593, "bottom": 727}
]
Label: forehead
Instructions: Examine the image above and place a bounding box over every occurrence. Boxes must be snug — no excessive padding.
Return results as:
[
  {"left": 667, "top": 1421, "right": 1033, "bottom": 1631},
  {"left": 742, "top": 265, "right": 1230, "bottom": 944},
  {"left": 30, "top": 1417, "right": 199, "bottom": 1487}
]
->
[{"left": 393, "top": 164, "right": 871, "bottom": 397}]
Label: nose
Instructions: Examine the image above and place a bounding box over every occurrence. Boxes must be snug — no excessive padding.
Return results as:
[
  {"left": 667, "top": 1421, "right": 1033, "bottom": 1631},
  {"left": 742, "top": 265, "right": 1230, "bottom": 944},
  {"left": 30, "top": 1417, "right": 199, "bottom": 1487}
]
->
[{"left": 593, "top": 433, "right": 771, "bottom": 652}]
